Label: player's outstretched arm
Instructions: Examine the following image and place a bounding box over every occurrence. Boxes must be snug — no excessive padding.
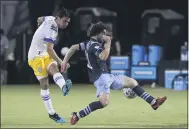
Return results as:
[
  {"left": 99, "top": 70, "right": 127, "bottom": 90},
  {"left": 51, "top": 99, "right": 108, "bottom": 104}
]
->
[
  {"left": 47, "top": 43, "right": 62, "bottom": 65},
  {"left": 61, "top": 44, "right": 80, "bottom": 72},
  {"left": 99, "top": 36, "right": 111, "bottom": 60},
  {"left": 63, "top": 44, "right": 80, "bottom": 63}
]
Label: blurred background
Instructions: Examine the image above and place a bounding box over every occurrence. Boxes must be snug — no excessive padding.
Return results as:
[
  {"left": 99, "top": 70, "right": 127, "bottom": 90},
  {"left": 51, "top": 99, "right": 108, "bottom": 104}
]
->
[{"left": 0, "top": 0, "right": 188, "bottom": 91}]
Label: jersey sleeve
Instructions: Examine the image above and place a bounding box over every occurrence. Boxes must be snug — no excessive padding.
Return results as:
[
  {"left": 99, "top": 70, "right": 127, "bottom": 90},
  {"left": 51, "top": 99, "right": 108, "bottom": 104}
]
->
[
  {"left": 89, "top": 43, "right": 103, "bottom": 57},
  {"left": 43, "top": 24, "right": 58, "bottom": 44},
  {"left": 78, "top": 41, "right": 88, "bottom": 51}
]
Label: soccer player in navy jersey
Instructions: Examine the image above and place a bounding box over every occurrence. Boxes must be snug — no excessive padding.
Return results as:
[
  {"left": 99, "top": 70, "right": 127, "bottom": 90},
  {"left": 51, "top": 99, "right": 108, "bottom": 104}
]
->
[{"left": 62, "top": 22, "right": 167, "bottom": 125}]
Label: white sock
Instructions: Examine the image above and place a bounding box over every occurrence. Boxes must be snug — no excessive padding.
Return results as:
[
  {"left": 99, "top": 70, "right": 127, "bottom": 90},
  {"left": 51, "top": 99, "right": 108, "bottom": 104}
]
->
[
  {"left": 53, "top": 72, "right": 65, "bottom": 89},
  {"left": 40, "top": 89, "right": 55, "bottom": 115},
  {"left": 77, "top": 112, "right": 81, "bottom": 118}
]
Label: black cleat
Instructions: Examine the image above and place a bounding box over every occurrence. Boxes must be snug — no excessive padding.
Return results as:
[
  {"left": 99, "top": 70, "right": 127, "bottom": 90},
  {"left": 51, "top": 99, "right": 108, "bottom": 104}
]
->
[{"left": 49, "top": 113, "right": 66, "bottom": 123}]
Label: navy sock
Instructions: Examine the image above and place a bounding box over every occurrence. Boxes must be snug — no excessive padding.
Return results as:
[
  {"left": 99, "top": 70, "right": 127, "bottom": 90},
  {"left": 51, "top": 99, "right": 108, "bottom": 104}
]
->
[
  {"left": 79, "top": 101, "right": 104, "bottom": 118},
  {"left": 132, "top": 85, "right": 156, "bottom": 105}
]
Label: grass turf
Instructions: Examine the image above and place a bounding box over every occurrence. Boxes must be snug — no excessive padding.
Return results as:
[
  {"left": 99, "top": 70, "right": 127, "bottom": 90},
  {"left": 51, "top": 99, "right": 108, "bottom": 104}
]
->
[{"left": 1, "top": 84, "right": 188, "bottom": 128}]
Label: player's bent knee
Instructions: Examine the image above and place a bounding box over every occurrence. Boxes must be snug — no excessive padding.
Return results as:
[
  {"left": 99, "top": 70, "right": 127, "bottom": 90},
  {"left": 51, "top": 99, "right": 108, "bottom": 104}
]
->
[
  {"left": 131, "top": 78, "right": 138, "bottom": 87},
  {"left": 48, "top": 63, "right": 59, "bottom": 76},
  {"left": 124, "top": 77, "right": 138, "bottom": 88}
]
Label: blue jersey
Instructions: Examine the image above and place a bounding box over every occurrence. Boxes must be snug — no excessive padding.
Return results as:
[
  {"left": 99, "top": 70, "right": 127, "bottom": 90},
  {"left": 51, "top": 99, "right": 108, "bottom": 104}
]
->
[{"left": 79, "top": 39, "right": 109, "bottom": 82}]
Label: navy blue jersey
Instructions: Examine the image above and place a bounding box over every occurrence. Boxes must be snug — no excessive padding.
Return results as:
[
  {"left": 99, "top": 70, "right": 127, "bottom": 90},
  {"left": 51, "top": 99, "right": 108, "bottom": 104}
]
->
[{"left": 79, "top": 39, "right": 109, "bottom": 82}]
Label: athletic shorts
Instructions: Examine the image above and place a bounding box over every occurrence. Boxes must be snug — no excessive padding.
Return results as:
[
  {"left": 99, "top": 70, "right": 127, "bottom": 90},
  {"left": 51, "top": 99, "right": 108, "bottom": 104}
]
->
[
  {"left": 28, "top": 55, "right": 57, "bottom": 80},
  {"left": 94, "top": 73, "right": 125, "bottom": 97}
]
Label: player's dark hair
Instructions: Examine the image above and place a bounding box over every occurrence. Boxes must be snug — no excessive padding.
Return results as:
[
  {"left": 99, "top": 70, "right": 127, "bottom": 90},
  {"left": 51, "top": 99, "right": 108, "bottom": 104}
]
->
[
  {"left": 87, "top": 23, "right": 94, "bottom": 37},
  {"left": 88, "top": 21, "right": 107, "bottom": 37},
  {"left": 56, "top": 7, "right": 70, "bottom": 18}
]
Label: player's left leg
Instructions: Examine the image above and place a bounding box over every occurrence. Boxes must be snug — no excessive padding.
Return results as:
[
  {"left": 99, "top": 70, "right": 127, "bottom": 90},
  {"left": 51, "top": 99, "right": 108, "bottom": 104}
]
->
[
  {"left": 70, "top": 94, "right": 109, "bottom": 125},
  {"left": 46, "top": 58, "right": 72, "bottom": 96},
  {"left": 70, "top": 74, "right": 112, "bottom": 125},
  {"left": 70, "top": 93, "right": 108, "bottom": 125},
  {"left": 111, "top": 74, "right": 167, "bottom": 110}
]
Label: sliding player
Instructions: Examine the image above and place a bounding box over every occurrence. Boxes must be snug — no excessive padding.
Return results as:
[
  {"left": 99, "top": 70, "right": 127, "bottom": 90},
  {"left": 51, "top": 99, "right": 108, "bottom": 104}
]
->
[{"left": 62, "top": 22, "right": 167, "bottom": 125}]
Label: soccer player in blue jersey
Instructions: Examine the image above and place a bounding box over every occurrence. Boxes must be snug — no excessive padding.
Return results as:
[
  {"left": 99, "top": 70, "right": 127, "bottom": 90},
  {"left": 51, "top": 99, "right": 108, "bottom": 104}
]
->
[{"left": 62, "top": 22, "right": 167, "bottom": 125}]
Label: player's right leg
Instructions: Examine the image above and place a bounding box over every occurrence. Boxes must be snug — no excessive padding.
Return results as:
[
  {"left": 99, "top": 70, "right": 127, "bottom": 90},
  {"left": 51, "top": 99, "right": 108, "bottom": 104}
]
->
[
  {"left": 46, "top": 56, "right": 72, "bottom": 96},
  {"left": 111, "top": 74, "right": 167, "bottom": 110}
]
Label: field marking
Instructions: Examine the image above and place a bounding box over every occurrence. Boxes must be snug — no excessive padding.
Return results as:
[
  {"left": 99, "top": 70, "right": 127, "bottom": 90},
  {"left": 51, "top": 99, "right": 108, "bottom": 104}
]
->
[{"left": 2, "top": 123, "right": 187, "bottom": 128}]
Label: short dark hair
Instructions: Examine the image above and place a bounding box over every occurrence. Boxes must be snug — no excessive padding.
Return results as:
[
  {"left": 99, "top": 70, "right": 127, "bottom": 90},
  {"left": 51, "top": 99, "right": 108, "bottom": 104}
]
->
[
  {"left": 56, "top": 7, "right": 70, "bottom": 18},
  {"left": 88, "top": 21, "right": 107, "bottom": 37},
  {"left": 87, "top": 23, "right": 94, "bottom": 37}
]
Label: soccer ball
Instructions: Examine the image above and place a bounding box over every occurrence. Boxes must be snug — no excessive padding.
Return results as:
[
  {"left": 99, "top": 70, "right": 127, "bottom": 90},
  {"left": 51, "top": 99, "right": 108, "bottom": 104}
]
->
[{"left": 123, "top": 88, "right": 137, "bottom": 99}]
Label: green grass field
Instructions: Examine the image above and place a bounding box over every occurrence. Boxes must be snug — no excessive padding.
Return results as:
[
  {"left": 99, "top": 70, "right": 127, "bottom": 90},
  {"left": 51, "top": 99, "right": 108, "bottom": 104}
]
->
[{"left": 1, "top": 84, "right": 188, "bottom": 128}]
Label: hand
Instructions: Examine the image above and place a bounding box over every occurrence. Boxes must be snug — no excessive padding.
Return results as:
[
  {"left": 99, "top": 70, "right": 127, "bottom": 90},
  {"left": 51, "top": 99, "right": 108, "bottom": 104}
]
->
[
  {"left": 103, "top": 35, "right": 111, "bottom": 43},
  {"left": 61, "top": 61, "right": 70, "bottom": 73},
  {"left": 66, "top": 63, "right": 70, "bottom": 69}
]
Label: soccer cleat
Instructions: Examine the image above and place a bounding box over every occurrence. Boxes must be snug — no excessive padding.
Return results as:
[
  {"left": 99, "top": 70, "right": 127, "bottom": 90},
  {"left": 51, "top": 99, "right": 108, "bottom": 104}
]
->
[
  {"left": 152, "top": 96, "right": 167, "bottom": 110},
  {"left": 70, "top": 112, "right": 79, "bottom": 125},
  {"left": 49, "top": 113, "right": 66, "bottom": 123},
  {"left": 62, "top": 79, "right": 72, "bottom": 96}
]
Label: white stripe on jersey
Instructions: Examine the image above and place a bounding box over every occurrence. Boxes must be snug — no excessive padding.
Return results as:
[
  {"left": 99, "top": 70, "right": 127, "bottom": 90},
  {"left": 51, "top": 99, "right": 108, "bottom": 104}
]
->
[
  {"left": 85, "top": 50, "right": 93, "bottom": 69},
  {"left": 80, "top": 42, "right": 86, "bottom": 51}
]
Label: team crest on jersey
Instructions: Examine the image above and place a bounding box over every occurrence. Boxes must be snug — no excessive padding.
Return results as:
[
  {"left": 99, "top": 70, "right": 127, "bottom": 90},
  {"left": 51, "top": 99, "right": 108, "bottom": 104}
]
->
[{"left": 38, "top": 67, "right": 42, "bottom": 73}]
